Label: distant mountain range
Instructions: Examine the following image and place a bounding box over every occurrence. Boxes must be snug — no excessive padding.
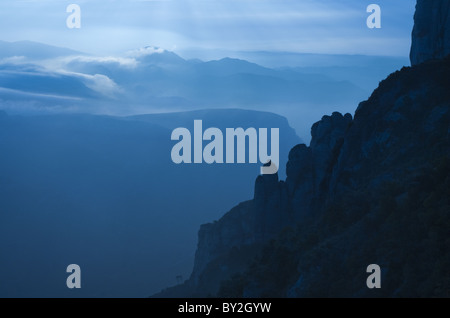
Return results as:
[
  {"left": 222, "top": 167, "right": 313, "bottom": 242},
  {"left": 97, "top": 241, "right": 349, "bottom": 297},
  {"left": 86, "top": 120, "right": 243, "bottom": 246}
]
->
[
  {"left": 0, "top": 40, "right": 408, "bottom": 141},
  {"left": 0, "top": 40, "right": 82, "bottom": 60}
]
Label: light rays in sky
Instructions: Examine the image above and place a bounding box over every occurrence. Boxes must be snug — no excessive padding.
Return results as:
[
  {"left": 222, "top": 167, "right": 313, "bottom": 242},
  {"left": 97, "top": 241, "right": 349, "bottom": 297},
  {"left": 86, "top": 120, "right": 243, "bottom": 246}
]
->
[{"left": 0, "top": 0, "right": 415, "bottom": 57}]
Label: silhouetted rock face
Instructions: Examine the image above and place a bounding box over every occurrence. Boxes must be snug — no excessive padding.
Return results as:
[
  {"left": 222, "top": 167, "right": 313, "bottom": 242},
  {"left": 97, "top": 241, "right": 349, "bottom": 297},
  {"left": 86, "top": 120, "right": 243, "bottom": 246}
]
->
[
  {"left": 330, "top": 59, "right": 450, "bottom": 198},
  {"left": 285, "top": 112, "right": 352, "bottom": 220},
  {"left": 174, "top": 57, "right": 450, "bottom": 299},
  {"left": 309, "top": 112, "right": 352, "bottom": 193},
  {"left": 410, "top": 0, "right": 450, "bottom": 65},
  {"left": 254, "top": 173, "right": 289, "bottom": 241},
  {"left": 286, "top": 144, "right": 313, "bottom": 221},
  {"left": 155, "top": 1, "right": 450, "bottom": 297},
  {"left": 190, "top": 200, "right": 256, "bottom": 284},
  {"left": 187, "top": 111, "right": 353, "bottom": 292}
]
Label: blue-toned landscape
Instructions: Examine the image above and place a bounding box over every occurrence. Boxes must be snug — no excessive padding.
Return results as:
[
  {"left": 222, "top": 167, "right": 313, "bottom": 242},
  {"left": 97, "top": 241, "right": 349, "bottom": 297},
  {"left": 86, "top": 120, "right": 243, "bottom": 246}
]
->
[{"left": 1, "top": 0, "right": 449, "bottom": 298}]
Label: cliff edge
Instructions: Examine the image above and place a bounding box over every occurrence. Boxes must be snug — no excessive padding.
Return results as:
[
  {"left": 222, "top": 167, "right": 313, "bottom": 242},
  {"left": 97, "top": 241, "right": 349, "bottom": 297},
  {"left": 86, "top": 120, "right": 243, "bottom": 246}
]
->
[
  {"left": 154, "top": 1, "right": 450, "bottom": 297},
  {"left": 410, "top": 0, "right": 450, "bottom": 65}
]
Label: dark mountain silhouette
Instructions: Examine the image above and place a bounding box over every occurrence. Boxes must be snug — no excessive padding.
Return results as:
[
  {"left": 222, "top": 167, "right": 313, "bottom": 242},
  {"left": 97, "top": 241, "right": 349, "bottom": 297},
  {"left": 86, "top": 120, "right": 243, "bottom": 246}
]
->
[{"left": 154, "top": 0, "right": 450, "bottom": 297}]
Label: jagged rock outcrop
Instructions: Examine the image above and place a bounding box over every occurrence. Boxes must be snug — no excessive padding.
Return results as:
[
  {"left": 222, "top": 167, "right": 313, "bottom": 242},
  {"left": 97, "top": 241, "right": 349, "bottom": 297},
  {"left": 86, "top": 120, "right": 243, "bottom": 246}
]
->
[
  {"left": 174, "top": 56, "right": 450, "bottom": 299},
  {"left": 191, "top": 172, "right": 290, "bottom": 287},
  {"left": 330, "top": 60, "right": 450, "bottom": 198},
  {"left": 188, "top": 113, "right": 355, "bottom": 289},
  {"left": 191, "top": 200, "right": 256, "bottom": 285},
  {"left": 154, "top": 111, "right": 356, "bottom": 297},
  {"left": 254, "top": 172, "right": 289, "bottom": 241},
  {"left": 191, "top": 110, "right": 353, "bottom": 284},
  {"left": 410, "top": 0, "right": 450, "bottom": 65},
  {"left": 154, "top": 0, "right": 450, "bottom": 297},
  {"left": 285, "top": 144, "right": 314, "bottom": 221}
]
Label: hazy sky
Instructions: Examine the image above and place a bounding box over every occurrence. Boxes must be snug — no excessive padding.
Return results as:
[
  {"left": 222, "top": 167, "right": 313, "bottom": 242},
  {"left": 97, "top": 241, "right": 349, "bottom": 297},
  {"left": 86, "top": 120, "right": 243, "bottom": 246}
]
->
[{"left": 0, "top": 0, "right": 416, "bottom": 57}]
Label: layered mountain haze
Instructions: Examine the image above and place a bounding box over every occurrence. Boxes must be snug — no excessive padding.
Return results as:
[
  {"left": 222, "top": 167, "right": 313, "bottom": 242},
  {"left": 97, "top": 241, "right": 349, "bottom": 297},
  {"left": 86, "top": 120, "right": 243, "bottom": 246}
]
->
[
  {"left": 0, "top": 1, "right": 433, "bottom": 299},
  {"left": 0, "top": 41, "right": 407, "bottom": 141},
  {"left": 0, "top": 109, "right": 299, "bottom": 297}
]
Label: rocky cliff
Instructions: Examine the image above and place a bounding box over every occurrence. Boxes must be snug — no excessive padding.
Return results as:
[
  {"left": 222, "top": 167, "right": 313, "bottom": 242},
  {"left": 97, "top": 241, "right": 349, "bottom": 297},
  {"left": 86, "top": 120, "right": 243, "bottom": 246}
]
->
[
  {"left": 187, "top": 111, "right": 353, "bottom": 289},
  {"left": 154, "top": 1, "right": 450, "bottom": 297},
  {"left": 410, "top": 0, "right": 450, "bottom": 65}
]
